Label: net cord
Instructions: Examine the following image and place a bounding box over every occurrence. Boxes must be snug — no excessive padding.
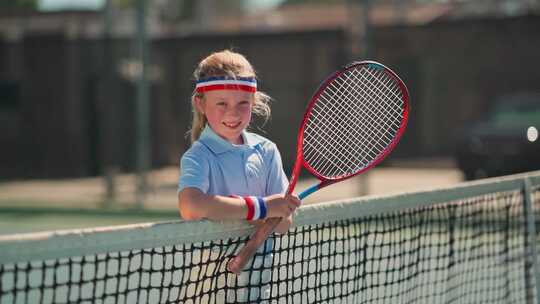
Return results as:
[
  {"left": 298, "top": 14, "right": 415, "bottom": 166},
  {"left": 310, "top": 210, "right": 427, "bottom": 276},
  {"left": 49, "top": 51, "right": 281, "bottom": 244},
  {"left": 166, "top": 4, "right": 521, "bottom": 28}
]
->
[{"left": 1, "top": 171, "right": 539, "bottom": 264}]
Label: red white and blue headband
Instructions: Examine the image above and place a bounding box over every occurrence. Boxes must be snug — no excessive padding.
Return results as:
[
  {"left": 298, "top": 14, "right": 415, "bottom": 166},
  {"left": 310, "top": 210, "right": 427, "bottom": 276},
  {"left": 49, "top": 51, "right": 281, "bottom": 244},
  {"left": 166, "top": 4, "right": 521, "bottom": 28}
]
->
[{"left": 195, "top": 76, "right": 257, "bottom": 93}]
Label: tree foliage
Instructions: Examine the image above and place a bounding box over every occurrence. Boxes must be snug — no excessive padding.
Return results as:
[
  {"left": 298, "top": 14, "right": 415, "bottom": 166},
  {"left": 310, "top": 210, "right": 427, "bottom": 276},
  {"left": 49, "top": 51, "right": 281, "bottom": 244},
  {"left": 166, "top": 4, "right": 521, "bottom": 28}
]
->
[{"left": 0, "top": 0, "right": 38, "bottom": 9}]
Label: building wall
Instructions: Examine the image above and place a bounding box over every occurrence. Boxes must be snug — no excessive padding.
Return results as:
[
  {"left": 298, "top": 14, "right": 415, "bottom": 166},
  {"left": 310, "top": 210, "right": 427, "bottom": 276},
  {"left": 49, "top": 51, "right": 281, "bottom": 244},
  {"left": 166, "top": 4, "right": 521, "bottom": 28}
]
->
[
  {"left": 1, "top": 15, "right": 539, "bottom": 179},
  {"left": 374, "top": 14, "right": 540, "bottom": 155},
  {"left": 0, "top": 29, "right": 347, "bottom": 178}
]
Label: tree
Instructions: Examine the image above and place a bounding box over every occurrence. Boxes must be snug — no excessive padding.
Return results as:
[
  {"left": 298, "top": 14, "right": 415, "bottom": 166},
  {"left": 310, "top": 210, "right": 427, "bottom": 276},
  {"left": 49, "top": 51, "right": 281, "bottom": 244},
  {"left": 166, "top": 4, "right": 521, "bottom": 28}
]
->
[{"left": 0, "top": 0, "right": 38, "bottom": 10}]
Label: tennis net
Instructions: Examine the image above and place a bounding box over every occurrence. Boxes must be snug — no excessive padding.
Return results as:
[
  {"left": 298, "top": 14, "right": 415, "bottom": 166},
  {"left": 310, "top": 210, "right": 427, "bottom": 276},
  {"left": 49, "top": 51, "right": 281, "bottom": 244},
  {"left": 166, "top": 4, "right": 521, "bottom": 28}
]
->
[{"left": 1, "top": 172, "right": 540, "bottom": 303}]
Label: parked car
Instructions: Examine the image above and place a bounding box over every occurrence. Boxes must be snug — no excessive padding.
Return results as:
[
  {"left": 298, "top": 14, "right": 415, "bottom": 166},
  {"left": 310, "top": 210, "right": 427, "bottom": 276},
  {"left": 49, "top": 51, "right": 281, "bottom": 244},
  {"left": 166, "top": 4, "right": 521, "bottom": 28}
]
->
[{"left": 455, "top": 92, "right": 540, "bottom": 180}]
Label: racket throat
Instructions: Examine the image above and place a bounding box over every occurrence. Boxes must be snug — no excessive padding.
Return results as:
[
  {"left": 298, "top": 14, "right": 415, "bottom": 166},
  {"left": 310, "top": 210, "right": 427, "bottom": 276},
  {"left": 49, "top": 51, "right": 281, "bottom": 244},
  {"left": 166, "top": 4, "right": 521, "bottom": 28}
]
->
[
  {"left": 298, "top": 183, "right": 320, "bottom": 200},
  {"left": 286, "top": 162, "right": 303, "bottom": 194}
]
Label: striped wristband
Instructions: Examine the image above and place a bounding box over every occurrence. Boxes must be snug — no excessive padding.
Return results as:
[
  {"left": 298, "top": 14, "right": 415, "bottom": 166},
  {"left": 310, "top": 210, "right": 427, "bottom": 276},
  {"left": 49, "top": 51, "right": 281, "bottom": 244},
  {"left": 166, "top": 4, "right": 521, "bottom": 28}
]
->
[{"left": 243, "top": 196, "right": 267, "bottom": 221}]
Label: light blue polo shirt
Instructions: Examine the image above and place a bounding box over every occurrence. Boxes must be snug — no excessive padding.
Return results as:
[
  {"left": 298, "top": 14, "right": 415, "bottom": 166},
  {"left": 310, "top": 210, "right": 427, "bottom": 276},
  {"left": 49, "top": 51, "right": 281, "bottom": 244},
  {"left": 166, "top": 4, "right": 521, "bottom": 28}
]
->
[{"left": 178, "top": 125, "right": 288, "bottom": 197}]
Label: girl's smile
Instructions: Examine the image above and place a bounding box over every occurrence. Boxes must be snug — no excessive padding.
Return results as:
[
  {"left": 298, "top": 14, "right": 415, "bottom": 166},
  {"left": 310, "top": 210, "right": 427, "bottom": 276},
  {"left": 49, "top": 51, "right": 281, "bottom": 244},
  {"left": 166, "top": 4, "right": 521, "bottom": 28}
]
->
[{"left": 223, "top": 121, "right": 242, "bottom": 129}]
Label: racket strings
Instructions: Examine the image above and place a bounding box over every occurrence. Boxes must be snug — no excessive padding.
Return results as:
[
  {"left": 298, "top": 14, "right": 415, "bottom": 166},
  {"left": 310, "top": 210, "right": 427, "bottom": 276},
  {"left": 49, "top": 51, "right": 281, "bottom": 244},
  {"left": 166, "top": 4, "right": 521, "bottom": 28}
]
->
[
  {"left": 356, "top": 69, "right": 404, "bottom": 128},
  {"left": 310, "top": 71, "right": 396, "bottom": 162},
  {"left": 305, "top": 113, "right": 366, "bottom": 176},
  {"left": 337, "top": 68, "right": 404, "bottom": 148},
  {"left": 336, "top": 67, "right": 404, "bottom": 152},
  {"left": 312, "top": 78, "right": 390, "bottom": 174},
  {"left": 309, "top": 71, "right": 391, "bottom": 165},
  {"left": 309, "top": 90, "right": 373, "bottom": 159},
  {"left": 305, "top": 93, "right": 376, "bottom": 176},
  {"left": 349, "top": 69, "right": 403, "bottom": 142},
  {"left": 305, "top": 93, "right": 374, "bottom": 176},
  {"left": 305, "top": 86, "right": 378, "bottom": 174},
  {"left": 306, "top": 94, "right": 377, "bottom": 173},
  {"left": 327, "top": 76, "right": 397, "bottom": 147},
  {"left": 360, "top": 68, "right": 404, "bottom": 117},
  {"left": 303, "top": 65, "right": 405, "bottom": 179}
]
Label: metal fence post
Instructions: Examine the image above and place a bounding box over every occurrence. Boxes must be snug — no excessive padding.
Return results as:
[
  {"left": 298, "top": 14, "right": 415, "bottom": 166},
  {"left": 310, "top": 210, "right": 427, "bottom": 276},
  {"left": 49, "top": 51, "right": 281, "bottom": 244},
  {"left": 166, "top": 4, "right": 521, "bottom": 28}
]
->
[
  {"left": 134, "top": 0, "right": 150, "bottom": 209},
  {"left": 523, "top": 178, "right": 540, "bottom": 304}
]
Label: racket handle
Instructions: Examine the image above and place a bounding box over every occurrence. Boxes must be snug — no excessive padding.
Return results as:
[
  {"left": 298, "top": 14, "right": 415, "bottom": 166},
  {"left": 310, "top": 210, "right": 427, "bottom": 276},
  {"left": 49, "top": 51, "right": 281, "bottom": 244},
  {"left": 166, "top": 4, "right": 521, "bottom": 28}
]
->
[{"left": 227, "top": 217, "right": 282, "bottom": 275}]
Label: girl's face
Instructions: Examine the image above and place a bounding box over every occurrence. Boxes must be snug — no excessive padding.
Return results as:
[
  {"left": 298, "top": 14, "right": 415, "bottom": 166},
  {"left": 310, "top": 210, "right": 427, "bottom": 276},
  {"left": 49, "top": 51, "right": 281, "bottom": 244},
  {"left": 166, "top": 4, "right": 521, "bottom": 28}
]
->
[{"left": 196, "top": 90, "right": 254, "bottom": 144}]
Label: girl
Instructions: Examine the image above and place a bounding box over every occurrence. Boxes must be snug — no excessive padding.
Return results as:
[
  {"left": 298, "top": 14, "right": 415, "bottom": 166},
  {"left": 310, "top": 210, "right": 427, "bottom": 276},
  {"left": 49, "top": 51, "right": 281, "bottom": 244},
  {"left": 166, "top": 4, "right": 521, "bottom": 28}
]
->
[{"left": 177, "top": 50, "right": 300, "bottom": 302}]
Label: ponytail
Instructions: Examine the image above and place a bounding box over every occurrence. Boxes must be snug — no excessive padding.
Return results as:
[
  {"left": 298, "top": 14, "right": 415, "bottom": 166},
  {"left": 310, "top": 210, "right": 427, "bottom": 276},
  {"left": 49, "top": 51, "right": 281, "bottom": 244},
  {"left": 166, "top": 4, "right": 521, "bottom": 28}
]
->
[{"left": 189, "top": 93, "right": 207, "bottom": 143}]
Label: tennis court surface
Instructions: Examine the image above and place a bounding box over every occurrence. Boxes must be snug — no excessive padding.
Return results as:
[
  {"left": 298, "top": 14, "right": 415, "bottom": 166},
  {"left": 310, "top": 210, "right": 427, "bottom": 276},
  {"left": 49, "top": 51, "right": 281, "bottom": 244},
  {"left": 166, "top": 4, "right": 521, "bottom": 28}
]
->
[{"left": 1, "top": 171, "right": 539, "bottom": 303}]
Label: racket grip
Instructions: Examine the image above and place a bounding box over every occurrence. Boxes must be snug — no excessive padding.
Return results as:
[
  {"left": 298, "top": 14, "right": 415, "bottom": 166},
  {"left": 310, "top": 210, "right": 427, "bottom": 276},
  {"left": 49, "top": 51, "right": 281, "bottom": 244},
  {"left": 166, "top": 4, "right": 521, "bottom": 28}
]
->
[{"left": 227, "top": 217, "right": 282, "bottom": 275}]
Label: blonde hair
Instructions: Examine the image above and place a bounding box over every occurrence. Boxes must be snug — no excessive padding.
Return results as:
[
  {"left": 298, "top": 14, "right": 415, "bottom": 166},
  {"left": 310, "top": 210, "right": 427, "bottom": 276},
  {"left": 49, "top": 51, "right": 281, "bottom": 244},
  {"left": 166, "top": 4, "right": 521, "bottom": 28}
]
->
[{"left": 189, "top": 50, "right": 272, "bottom": 143}]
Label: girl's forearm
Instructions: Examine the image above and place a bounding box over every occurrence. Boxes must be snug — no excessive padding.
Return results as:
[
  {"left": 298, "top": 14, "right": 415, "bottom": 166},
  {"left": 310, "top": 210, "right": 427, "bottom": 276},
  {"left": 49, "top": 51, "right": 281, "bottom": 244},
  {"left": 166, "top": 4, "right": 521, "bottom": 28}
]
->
[
  {"left": 201, "top": 195, "right": 248, "bottom": 220},
  {"left": 178, "top": 188, "right": 247, "bottom": 220},
  {"left": 178, "top": 189, "right": 298, "bottom": 221}
]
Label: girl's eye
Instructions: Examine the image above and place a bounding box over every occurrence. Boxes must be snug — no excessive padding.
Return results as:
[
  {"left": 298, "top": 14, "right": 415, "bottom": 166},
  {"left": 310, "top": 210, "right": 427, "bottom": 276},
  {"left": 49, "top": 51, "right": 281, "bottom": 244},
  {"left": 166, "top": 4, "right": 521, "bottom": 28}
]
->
[
  {"left": 239, "top": 101, "right": 250, "bottom": 106},
  {"left": 216, "top": 102, "right": 226, "bottom": 106}
]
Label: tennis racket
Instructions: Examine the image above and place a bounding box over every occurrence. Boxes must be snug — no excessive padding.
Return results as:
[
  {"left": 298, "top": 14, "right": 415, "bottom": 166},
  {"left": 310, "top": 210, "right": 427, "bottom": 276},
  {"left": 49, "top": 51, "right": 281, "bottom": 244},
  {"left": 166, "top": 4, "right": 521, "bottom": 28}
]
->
[{"left": 227, "top": 60, "right": 410, "bottom": 274}]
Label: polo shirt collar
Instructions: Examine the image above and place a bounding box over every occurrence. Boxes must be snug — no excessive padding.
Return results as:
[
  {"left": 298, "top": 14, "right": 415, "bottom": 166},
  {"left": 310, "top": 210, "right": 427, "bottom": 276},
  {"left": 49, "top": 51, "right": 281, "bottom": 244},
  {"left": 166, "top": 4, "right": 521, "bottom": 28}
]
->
[{"left": 199, "top": 124, "right": 264, "bottom": 154}]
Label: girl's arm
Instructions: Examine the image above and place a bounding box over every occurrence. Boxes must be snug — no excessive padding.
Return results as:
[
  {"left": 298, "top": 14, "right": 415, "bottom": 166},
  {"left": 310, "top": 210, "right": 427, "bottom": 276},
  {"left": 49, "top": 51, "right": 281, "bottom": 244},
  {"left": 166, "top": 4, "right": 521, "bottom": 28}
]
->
[
  {"left": 178, "top": 187, "right": 300, "bottom": 221},
  {"left": 178, "top": 188, "right": 246, "bottom": 220},
  {"left": 274, "top": 214, "right": 294, "bottom": 234}
]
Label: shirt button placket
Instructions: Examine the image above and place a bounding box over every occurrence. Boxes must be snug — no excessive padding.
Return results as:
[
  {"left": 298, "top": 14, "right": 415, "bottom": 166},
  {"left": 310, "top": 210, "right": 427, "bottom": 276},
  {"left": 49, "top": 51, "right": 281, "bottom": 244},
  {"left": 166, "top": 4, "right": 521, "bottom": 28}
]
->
[{"left": 244, "top": 149, "right": 253, "bottom": 189}]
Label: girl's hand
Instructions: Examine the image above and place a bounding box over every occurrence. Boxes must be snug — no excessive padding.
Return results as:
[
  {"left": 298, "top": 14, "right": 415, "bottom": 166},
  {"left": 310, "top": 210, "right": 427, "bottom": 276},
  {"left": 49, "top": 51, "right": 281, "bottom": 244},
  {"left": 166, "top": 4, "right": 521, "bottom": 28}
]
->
[
  {"left": 264, "top": 194, "right": 301, "bottom": 218},
  {"left": 274, "top": 214, "right": 294, "bottom": 234}
]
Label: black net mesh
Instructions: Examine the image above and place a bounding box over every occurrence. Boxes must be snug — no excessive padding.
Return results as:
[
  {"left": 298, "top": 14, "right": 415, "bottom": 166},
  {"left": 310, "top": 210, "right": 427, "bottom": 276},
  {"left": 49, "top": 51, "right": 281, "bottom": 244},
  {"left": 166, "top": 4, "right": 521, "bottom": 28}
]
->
[
  {"left": 532, "top": 185, "right": 540, "bottom": 302},
  {"left": 0, "top": 190, "right": 536, "bottom": 303}
]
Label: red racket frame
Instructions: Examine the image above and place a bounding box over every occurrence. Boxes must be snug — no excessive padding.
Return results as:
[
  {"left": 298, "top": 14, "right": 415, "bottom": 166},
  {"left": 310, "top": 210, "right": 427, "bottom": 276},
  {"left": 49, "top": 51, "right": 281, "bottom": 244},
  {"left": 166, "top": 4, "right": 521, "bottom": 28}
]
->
[{"left": 227, "top": 60, "right": 410, "bottom": 274}]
